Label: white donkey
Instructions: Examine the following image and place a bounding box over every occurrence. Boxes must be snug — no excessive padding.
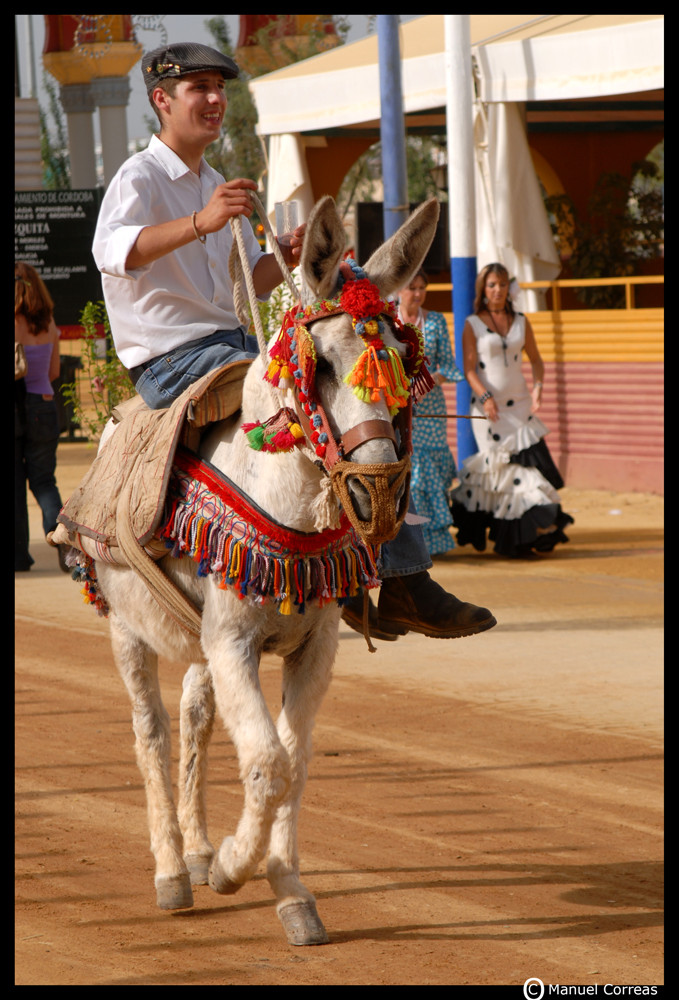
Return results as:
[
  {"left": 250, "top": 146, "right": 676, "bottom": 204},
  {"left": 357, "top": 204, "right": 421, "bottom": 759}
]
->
[{"left": 92, "top": 195, "right": 439, "bottom": 945}]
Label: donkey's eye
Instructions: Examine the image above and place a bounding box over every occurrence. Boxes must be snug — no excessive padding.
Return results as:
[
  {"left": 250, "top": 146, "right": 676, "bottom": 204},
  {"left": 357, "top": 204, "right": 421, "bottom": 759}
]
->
[{"left": 315, "top": 356, "right": 335, "bottom": 381}]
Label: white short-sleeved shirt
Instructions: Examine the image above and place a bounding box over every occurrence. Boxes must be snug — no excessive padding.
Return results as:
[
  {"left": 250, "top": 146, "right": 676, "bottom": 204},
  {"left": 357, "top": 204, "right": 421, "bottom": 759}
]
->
[{"left": 92, "top": 134, "right": 266, "bottom": 369}]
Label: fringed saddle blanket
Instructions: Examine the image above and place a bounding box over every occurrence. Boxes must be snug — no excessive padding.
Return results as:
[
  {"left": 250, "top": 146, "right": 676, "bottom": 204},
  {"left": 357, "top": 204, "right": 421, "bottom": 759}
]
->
[{"left": 160, "top": 447, "right": 381, "bottom": 614}]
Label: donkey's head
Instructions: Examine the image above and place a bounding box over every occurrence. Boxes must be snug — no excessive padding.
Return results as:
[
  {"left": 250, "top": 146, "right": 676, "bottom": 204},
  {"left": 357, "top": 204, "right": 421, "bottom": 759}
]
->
[{"left": 262, "top": 196, "right": 440, "bottom": 545}]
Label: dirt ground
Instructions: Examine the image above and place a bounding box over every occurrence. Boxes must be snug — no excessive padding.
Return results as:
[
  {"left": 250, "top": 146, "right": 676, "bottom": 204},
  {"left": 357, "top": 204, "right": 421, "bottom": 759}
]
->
[{"left": 15, "top": 441, "right": 664, "bottom": 987}]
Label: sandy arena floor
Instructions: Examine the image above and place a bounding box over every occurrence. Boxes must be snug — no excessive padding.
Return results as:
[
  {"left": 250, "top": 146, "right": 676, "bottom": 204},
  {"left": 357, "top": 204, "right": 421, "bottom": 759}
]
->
[{"left": 15, "top": 441, "right": 663, "bottom": 986}]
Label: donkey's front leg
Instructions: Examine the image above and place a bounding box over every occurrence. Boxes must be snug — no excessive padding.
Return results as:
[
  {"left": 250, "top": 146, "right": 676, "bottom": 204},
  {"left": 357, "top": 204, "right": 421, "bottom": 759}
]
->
[
  {"left": 267, "top": 610, "right": 339, "bottom": 944},
  {"left": 202, "top": 603, "right": 291, "bottom": 895},
  {"left": 108, "top": 614, "right": 193, "bottom": 911}
]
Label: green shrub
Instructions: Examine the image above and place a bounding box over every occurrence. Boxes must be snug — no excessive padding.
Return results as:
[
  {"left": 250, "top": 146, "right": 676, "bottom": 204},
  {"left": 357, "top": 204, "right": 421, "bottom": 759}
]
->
[{"left": 61, "top": 300, "right": 135, "bottom": 441}]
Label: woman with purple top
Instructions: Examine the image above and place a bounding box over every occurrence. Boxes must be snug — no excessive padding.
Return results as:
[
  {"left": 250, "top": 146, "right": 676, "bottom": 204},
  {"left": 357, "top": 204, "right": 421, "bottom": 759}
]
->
[{"left": 15, "top": 262, "right": 68, "bottom": 572}]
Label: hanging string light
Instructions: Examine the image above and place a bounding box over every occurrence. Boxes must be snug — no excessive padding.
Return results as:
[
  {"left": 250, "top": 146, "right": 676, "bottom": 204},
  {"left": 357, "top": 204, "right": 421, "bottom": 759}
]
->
[
  {"left": 131, "top": 15, "right": 168, "bottom": 47},
  {"left": 71, "top": 15, "right": 114, "bottom": 60},
  {"left": 70, "top": 15, "right": 168, "bottom": 60}
]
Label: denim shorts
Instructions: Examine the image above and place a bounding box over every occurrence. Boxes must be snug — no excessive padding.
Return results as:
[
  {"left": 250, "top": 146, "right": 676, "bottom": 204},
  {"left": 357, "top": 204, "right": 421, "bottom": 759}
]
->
[{"left": 134, "top": 328, "right": 259, "bottom": 410}]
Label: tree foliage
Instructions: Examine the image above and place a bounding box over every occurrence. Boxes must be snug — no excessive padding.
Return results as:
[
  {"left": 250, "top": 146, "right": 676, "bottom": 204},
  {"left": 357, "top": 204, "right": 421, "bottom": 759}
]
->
[
  {"left": 40, "top": 75, "right": 70, "bottom": 189},
  {"left": 204, "top": 17, "right": 266, "bottom": 186},
  {"left": 335, "top": 134, "right": 447, "bottom": 223},
  {"left": 60, "top": 301, "right": 135, "bottom": 441},
  {"left": 203, "top": 16, "right": 351, "bottom": 189},
  {"left": 545, "top": 154, "right": 664, "bottom": 307}
]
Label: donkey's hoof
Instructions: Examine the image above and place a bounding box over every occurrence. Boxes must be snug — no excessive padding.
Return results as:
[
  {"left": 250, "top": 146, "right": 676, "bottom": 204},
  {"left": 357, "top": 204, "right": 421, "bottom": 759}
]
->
[
  {"left": 278, "top": 900, "right": 330, "bottom": 946},
  {"left": 208, "top": 854, "right": 244, "bottom": 896},
  {"left": 156, "top": 873, "right": 194, "bottom": 910},
  {"left": 185, "top": 853, "right": 212, "bottom": 886}
]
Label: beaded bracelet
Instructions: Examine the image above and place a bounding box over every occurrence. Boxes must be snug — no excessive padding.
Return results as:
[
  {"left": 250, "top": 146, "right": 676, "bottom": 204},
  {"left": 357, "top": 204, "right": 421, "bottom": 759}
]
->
[
  {"left": 478, "top": 391, "right": 493, "bottom": 404},
  {"left": 191, "top": 211, "right": 207, "bottom": 244}
]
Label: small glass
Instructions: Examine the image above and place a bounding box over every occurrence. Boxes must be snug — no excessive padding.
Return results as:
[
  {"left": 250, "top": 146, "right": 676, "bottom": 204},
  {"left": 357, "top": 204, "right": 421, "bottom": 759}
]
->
[{"left": 274, "top": 200, "right": 299, "bottom": 247}]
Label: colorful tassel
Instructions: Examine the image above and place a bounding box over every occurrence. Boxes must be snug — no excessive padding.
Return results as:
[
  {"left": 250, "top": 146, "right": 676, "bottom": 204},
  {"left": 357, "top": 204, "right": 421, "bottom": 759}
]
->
[
  {"left": 242, "top": 407, "right": 305, "bottom": 454},
  {"left": 69, "top": 556, "right": 109, "bottom": 617},
  {"left": 345, "top": 342, "right": 410, "bottom": 415},
  {"left": 264, "top": 313, "right": 297, "bottom": 389},
  {"left": 395, "top": 320, "right": 436, "bottom": 399}
]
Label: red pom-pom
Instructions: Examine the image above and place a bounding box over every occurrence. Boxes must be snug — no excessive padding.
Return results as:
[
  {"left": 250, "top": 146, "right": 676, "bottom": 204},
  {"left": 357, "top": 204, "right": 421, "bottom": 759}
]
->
[{"left": 340, "top": 278, "right": 385, "bottom": 321}]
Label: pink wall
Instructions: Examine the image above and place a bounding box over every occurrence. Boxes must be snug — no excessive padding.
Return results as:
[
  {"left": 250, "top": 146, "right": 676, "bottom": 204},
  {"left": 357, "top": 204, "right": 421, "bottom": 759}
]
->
[{"left": 441, "top": 361, "right": 664, "bottom": 495}]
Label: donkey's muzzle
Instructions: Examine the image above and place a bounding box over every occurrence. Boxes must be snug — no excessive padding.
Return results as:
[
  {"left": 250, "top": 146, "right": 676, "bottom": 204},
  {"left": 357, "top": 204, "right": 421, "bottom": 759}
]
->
[{"left": 330, "top": 456, "right": 411, "bottom": 546}]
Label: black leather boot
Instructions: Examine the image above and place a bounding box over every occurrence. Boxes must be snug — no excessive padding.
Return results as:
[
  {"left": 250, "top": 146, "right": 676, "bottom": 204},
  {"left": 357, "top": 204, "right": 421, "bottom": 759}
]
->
[
  {"left": 378, "top": 571, "right": 496, "bottom": 639},
  {"left": 341, "top": 592, "right": 399, "bottom": 642}
]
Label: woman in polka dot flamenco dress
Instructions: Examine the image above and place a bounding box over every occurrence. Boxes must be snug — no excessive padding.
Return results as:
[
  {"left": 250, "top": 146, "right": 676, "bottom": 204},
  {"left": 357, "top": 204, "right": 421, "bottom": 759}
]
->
[{"left": 450, "top": 262, "right": 573, "bottom": 558}]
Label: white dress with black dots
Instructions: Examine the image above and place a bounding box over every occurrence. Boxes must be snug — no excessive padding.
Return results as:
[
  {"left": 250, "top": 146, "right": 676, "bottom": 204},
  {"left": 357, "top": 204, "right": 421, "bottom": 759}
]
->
[{"left": 450, "top": 313, "right": 573, "bottom": 557}]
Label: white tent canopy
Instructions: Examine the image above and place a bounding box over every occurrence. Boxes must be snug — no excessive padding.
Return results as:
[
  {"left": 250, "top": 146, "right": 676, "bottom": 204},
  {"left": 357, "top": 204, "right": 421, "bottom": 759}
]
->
[
  {"left": 473, "top": 100, "right": 562, "bottom": 303},
  {"left": 250, "top": 15, "right": 664, "bottom": 135},
  {"left": 474, "top": 15, "right": 663, "bottom": 103},
  {"left": 248, "top": 14, "right": 663, "bottom": 304}
]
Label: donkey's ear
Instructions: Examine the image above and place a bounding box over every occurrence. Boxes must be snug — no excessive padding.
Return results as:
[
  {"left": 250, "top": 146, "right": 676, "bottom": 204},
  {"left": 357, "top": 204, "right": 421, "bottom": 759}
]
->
[
  {"left": 364, "top": 198, "right": 440, "bottom": 299},
  {"left": 300, "top": 195, "right": 346, "bottom": 303}
]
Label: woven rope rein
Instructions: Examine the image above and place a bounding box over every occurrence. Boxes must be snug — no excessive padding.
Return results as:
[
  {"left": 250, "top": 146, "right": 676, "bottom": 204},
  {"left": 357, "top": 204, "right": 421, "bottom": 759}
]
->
[
  {"left": 228, "top": 191, "right": 299, "bottom": 362},
  {"left": 227, "top": 194, "right": 339, "bottom": 526}
]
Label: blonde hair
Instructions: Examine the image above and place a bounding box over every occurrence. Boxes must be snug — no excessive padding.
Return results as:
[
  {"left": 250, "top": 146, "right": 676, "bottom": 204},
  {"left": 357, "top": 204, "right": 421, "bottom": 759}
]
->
[
  {"left": 15, "top": 261, "right": 54, "bottom": 336},
  {"left": 473, "top": 262, "right": 514, "bottom": 317}
]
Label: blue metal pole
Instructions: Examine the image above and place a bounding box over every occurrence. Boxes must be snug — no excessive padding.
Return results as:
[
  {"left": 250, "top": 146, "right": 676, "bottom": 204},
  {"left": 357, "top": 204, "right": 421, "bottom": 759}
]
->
[
  {"left": 377, "top": 15, "right": 408, "bottom": 240},
  {"left": 445, "top": 15, "right": 477, "bottom": 463}
]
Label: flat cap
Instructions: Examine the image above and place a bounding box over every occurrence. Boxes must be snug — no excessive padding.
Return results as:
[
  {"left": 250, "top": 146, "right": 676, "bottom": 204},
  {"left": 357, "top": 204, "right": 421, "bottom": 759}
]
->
[{"left": 143, "top": 42, "right": 239, "bottom": 94}]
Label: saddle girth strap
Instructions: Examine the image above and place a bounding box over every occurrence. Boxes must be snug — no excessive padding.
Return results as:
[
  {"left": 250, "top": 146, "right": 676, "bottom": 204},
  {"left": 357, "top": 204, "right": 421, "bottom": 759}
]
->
[{"left": 117, "top": 481, "right": 203, "bottom": 638}]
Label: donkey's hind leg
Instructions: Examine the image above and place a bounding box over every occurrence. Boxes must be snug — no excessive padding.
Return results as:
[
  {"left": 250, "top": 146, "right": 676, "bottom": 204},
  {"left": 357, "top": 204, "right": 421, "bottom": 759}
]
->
[
  {"left": 178, "top": 661, "right": 216, "bottom": 885},
  {"left": 109, "top": 613, "right": 193, "bottom": 910},
  {"left": 266, "top": 612, "right": 339, "bottom": 945}
]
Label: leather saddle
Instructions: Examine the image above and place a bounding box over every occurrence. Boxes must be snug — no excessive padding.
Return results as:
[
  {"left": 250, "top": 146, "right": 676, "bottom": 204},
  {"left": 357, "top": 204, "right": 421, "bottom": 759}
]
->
[{"left": 52, "top": 360, "right": 251, "bottom": 567}]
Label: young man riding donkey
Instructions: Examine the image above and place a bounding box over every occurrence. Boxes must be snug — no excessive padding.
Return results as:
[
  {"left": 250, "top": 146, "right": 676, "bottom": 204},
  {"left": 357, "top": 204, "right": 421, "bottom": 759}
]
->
[
  {"left": 50, "top": 42, "right": 497, "bottom": 945},
  {"left": 88, "top": 41, "right": 496, "bottom": 642}
]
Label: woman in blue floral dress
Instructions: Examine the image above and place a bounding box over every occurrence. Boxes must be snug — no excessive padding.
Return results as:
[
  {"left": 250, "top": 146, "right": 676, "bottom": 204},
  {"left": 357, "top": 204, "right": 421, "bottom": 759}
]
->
[{"left": 397, "top": 270, "right": 465, "bottom": 556}]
